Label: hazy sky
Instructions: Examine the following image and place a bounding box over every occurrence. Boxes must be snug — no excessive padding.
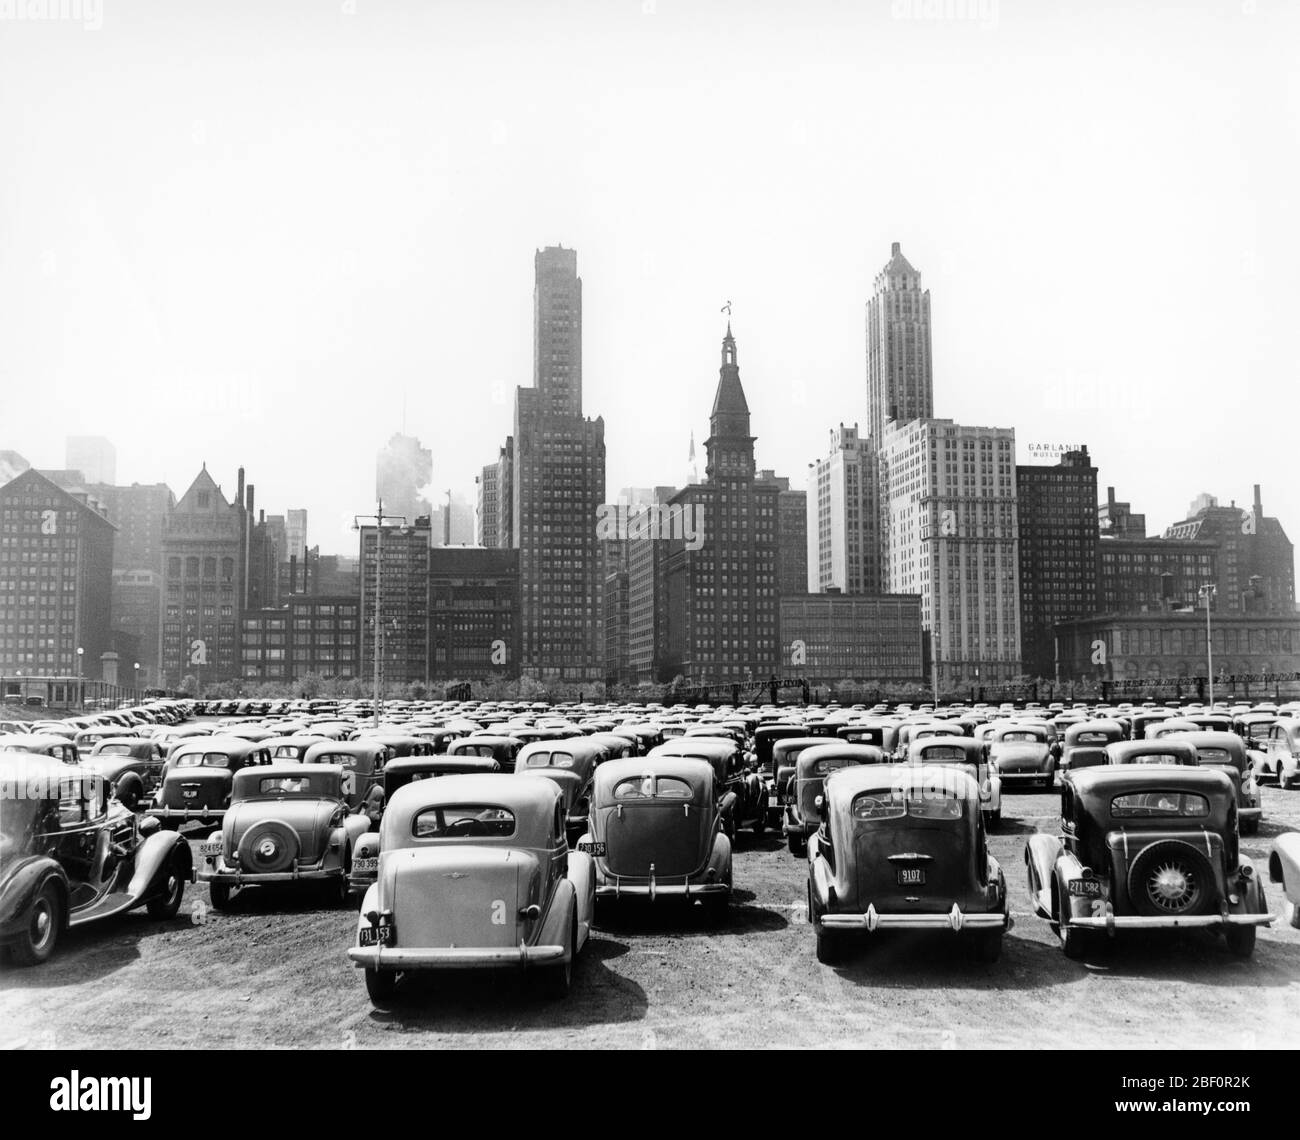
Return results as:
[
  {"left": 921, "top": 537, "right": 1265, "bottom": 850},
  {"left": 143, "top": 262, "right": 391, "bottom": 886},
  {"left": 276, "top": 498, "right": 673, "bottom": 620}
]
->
[{"left": 2, "top": 0, "right": 1297, "bottom": 555}]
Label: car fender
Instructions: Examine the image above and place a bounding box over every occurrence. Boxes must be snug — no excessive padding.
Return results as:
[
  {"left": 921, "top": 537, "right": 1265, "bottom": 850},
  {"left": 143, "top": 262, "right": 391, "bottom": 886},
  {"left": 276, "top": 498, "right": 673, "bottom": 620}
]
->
[
  {"left": 807, "top": 835, "right": 835, "bottom": 913},
  {"left": 1024, "top": 833, "right": 1063, "bottom": 919},
  {"left": 1052, "top": 852, "right": 1092, "bottom": 923},
  {"left": 1268, "top": 833, "right": 1300, "bottom": 913},
  {"left": 128, "top": 830, "right": 191, "bottom": 901},
  {"left": 342, "top": 813, "right": 371, "bottom": 848},
  {"left": 708, "top": 830, "right": 732, "bottom": 882},
  {"left": 0, "top": 856, "right": 69, "bottom": 937},
  {"left": 565, "top": 850, "right": 594, "bottom": 949},
  {"left": 1229, "top": 856, "right": 1267, "bottom": 916},
  {"left": 538, "top": 877, "right": 575, "bottom": 958},
  {"left": 356, "top": 883, "right": 381, "bottom": 939},
  {"left": 984, "top": 774, "right": 1002, "bottom": 810},
  {"left": 353, "top": 832, "right": 380, "bottom": 862}
]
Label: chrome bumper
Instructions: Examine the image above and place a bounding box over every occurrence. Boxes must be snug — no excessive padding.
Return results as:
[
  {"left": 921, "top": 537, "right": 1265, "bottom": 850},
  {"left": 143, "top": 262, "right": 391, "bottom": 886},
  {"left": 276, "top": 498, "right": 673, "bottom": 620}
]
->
[
  {"left": 1239, "top": 806, "right": 1263, "bottom": 820},
  {"left": 595, "top": 882, "right": 727, "bottom": 900},
  {"left": 199, "top": 865, "right": 337, "bottom": 885},
  {"left": 149, "top": 807, "right": 226, "bottom": 820},
  {"left": 821, "top": 903, "right": 1008, "bottom": 932},
  {"left": 1065, "top": 912, "right": 1275, "bottom": 931},
  {"left": 347, "top": 944, "right": 566, "bottom": 969}
]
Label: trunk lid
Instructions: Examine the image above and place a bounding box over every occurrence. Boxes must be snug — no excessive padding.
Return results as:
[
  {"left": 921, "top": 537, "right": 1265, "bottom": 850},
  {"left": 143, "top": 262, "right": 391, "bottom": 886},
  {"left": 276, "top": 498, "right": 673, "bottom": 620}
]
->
[
  {"left": 389, "top": 846, "right": 524, "bottom": 949},
  {"left": 600, "top": 800, "right": 707, "bottom": 879},
  {"left": 851, "top": 819, "right": 975, "bottom": 913}
]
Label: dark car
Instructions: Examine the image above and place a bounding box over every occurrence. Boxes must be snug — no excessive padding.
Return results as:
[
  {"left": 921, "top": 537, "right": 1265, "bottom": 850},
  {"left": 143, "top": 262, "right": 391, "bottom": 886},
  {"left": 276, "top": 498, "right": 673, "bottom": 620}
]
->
[
  {"left": 1059, "top": 720, "right": 1126, "bottom": 773},
  {"left": 807, "top": 764, "right": 1010, "bottom": 965},
  {"left": 986, "top": 724, "right": 1055, "bottom": 791},
  {"left": 301, "top": 739, "right": 390, "bottom": 826},
  {"left": 579, "top": 756, "right": 731, "bottom": 918},
  {"left": 1105, "top": 739, "right": 1200, "bottom": 768},
  {"left": 151, "top": 736, "right": 273, "bottom": 829},
  {"left": 194, "top": 764, "right": 373, "bottom": 909},
  {"left": 649, "top": 737, "right": 767, "bottom": 839},
  {"left": 783, "top": 743, "right": 885, "bottom": 856},
  {"left": 267, "top": 734, "right": 328, "bottom": 763},
  {"left": 0, "top": 733, "right": 80, "bottom": 765},
  {"left": 768, "top": 737, "right": 835, "bottom": 828},
  {"left": 84, "top": 738, "right": 167, "bottom": 808},
  {"left": 446, "top": 734, "right": 526, "bottom": 773},
  {"left": 0, "top": 752, "right": 191, "bottom": 965},
  {"left": 1025, "top": 766, "right": 1272, "bottom": 960},
  {"left": 1168, "top": 731, "right": 1263, "bottom": 836}
]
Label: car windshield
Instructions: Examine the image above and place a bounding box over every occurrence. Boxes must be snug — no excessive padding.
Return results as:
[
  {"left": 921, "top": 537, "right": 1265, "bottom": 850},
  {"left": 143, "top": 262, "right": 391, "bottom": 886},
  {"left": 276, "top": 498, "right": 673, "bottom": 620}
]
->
[
  {"left": 413, "top": 805, "right": 515, "bottom": 838},
  {"left": 852, "top": 787, "right": 963, "bottom": 821},
  {"left": 1112, "top": 792, "right": 1210, "bottom": 818},
  {"left": 98, "top": 744, "right": 132, "bottom": 755},
  {"left": 525, "top": 751, "right": 574, "bottom": 768},
  {"left": 175, "top": 752, "right": 231, "bottom": 768}
]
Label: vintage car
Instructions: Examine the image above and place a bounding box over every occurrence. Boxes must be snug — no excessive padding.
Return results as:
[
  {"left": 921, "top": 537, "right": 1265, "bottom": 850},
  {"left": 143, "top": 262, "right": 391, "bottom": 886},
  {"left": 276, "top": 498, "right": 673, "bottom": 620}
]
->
[
  {"left": 1233, "top": 711, "right": 1277, "bottom": 754},
  {"left": 834, "top": 721, "right": 902, "bottom": 755},
  {"left": 268, "top": 734, "right": 327, "bottom": 763},
  {"left": 986, "top": 723, "right": 1055, "bottom": 791},
  {"left": 1267, "top": 834, "right": 1300, "bottom": 928},
  {"left": 1059, "top": 720, "right": 1126, "bottom": 772},
  {"left": 194, "top": 764, "right": 372, "bottom": 909},
  {"left": 1025, "top": 766, "right": 1272, "bottom": 960},
  {"left": 1106, "top": 739, "right": 1200, "bottom": 768},
  {"left": 150, "top": 736, "right": 274, "bottom": 829},
  {"left": 84, "top": 738, "right": 167, "bottom": 808},
  {"left": 0, "top": 752, "right": 191, "bottom": 965},
  {"left": 514, "top": 737, "right": 604, "bottom": 842},
  {"left": 783, "top": 743, "right": 885, "bottom": 856},
  {"left": 807, "top": 764, "right": 1010, "bottom": 964},
  {"left": 578, "top": 756, "right": 732, "bottom": 917},
  {"left": 1257, "top": 718, "right": 1300, "bottom": 788},
  {"left": 768, "top": 736, "right": 837, "bottom": 828},
  {"left": 0, "top": 733, "right": 80, "bottom": 765},
  {"left": 649, "top": 736, "right": 767, "bottom": 838},
  {"left": 1145, "top": 717, "right": 1202, "bottom": 740},
  {"left": 446, "top": 734, "right": 526, "bottom": 773},
  {"left": 907, "top": 736, "right": 1002, "bottom": 827},
  {"left": 583, "top": 732, "right": 638, "bottom": 762},
  {"left": 753, "top": 725, "right": 816, "bottom": 782},
  {"left": 349, "top": 754, "right": 502, "bottom": 894},
  {"left": 1168, "top": 731, "right": 1264, "bottom": 836},
  {"left": 348, "top": 774, "right": 594, "bottom": 1005},
  {"left": 301, "top": 739, "right": 390, "bottom": 825}
]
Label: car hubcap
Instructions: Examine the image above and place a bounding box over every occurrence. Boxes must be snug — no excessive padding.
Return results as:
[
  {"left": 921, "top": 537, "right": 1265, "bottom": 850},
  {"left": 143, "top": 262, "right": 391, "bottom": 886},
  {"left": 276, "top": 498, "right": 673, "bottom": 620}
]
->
[
  {"left": 1148, "top": 862, "right": 1196, "bottom": 912},
  {"left": 258, "top": 839, "right": 277, "bottom": 859},
  {"left": 32, "top": 903, "right": 51, "bottom": 948}
]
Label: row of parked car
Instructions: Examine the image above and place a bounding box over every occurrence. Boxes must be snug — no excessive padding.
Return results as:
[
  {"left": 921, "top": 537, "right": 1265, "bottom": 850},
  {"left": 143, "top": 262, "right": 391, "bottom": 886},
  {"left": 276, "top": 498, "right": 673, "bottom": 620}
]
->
[{"left": 4, "top": 695, "right": 1300, "bottom": 1004}]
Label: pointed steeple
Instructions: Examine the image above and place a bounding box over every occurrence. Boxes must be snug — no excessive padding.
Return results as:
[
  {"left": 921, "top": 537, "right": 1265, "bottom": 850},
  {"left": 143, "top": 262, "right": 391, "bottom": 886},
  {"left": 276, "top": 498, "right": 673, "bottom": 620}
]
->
[{"left": 705, "top": 323, "right": 755, "bottom": 482}]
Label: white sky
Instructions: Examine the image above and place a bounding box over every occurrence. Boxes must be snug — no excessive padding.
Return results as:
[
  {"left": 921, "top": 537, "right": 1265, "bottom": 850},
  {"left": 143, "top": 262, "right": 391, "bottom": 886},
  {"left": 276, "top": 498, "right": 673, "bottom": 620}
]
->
[{"left": 1, "top": 0, "right": 1297, "bottom": 556}]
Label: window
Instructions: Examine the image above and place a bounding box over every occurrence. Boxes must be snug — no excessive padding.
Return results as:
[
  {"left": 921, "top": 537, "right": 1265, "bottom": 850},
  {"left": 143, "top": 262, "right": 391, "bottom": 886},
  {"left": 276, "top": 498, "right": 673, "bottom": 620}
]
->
[
  {"left": 1112, "top": 792, "right": 1209, "bottom": 818},
  {"left": 174, "top": 752, "right": 232, "bottom": 768},
  {"left": 413, "top": 805, "right": 515, "bottom": 838}
]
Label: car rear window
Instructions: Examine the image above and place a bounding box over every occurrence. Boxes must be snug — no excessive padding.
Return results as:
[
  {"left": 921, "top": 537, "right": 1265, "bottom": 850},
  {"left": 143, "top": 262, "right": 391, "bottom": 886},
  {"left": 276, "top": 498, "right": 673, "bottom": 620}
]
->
[
  {"left": 457, "top": 744, "right": 496, "bottom": 757},
  {"left": 1195, "top": 748, "right": 1231, "bottom": 764},
  {"left": 413, "top": 805, "right": 515, "bottom": 838},
  {"left": 258, "top": 776, "right": 317, "bottom": 795},
  {"left": 1112, "top": 792, "right": 1210, "bottom": 818},
  {"left": 851, "top": 787, "right": 963, "bottom": 821},
  {"left": 612, "top": 775, "right": 693, "bottom": 799},
  {"left": 98, "top": 744, "right": 132, "bottom": 755},
  {"left": 316, "top": 751, "right": 363, "bottom": 769},
  {"left": 813, "top": 758, "right": 853, "bottom": 775},
  {"left": 525, "top": 751, "right": 574, "bottom": 768},
  {"left": 1129, "top": 752, "right": 1189, "bottom": 765},
  {"left": 1001, "top": 732, "right": 1038, "bottom": 742},
  {"left": 175, "top": 752, "right": 231, "bottom": 768},
  {"left": 918, "top": 745, "right": 969, "bottom": 761},
  {"left": 1077, "top": 733, "right": 1109, "bottom": 743},
  {"left": 273, "top": 745, "right": 303, "bottom": 758}
]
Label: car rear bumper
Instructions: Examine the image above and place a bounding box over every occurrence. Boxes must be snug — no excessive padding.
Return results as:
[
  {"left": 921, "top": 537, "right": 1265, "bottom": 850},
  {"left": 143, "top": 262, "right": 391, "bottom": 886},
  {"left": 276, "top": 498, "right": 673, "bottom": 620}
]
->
[
  {"left": 595, "top": 881, "right": 728, "bottom": 900},
  {"left": 821, "top": 904, "right": 1008, "bottom": 932},
  {"left": 148, "top": 807, "right": 226, "bottom": 821},
  {"left": 347, "top": 944, "right": 566, "bottom": 969},
  {"left": 1065, "top": 912, "right": 1275, "bottom": 931},
  {"left": 997, "top": 771, "right": 1051, "bottom": 783},
  {"left": 1239, "top": 807, "right": 1263, "bottom": 821},
  {"left": 199, "top": 866, "right": 338, "bottom": 885}
]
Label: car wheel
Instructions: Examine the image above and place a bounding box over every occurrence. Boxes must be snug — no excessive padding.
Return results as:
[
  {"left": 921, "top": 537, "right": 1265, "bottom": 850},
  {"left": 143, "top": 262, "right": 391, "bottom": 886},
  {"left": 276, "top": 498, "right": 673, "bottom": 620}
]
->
[
  {"left": 988, "top": 809, "right": 1001, "bottom": 829},
  {"left": 1127, "top": 840, "right": 1216, "bottom": 918},
  {"left": 972, "top": 930, "right": 1002, "bottom": 963},
  {"left": 815, "top": 925, "right": 846, "bottom": 965},
  {"left": 208, "top": 881, "right": 233, "bottom": 911},
  {"left": 1224, "top": 923, "right": 1257, "bottom": 959},
  {"left": 365, "top": 968, "right": 399, "bottom": 1006},
  {"left": 1240, "top": 817, "right": 1259, "bottom": 837},
  {"left": 787, "top": 831, "right": 807, "bottom": 857},
  {"left": 542, "top": 914, "right": 576, "bottom": 999},
  {"left": 752, "top": 811, "right": 765, "bottom": 836},
  {"left": 146, "top": 855, "right": 186, "bottom": 919},
  {"left": 11, "top": 881, "right": 62, "bottom": 967}
]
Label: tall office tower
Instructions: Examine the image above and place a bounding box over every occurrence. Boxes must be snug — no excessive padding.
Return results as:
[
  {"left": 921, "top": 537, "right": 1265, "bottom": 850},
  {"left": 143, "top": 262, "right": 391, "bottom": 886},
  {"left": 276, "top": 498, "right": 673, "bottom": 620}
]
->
[
  {"left": 1163, "top": 486, "right": 1295, "bottom": 615},
  {"left": 429, "top": 548, "right": 521, "bottom": 681},
  {"left": 65, "top": 436, "right": 117, "bottom": 486},
  {"left": 376, "top": 433, "right": 433, "bottom": 523},
  {"left": 626, "top": 485, "right": 678, "bottom": 685},
  {"left": 1016, "top": 447, "right": 1099, "bottom": 680},
  {"left": 248, "top": 510, "right": 285, "bottom": 611},
  {"left": 91, "top": 481, "right": 175, "bottom": 685},
  {"left": 358, "top": 515, "right": 431, "bottom": 688},
  {"left": 878, "top": 419, "right": 1020, "bottom": 685},
  {"left": 0, "top": 469, "right": 115, "bottom": 678},
  {"left": 285, "top": 509, "right": 308, "bottom": 562},
  {"left": 512, "top": 246, "right": 606, "bottom": 680},
  {"left": 758, "top": 471, "right": 808, "bottom": 597},
  {"left": 477, "top": 462, "right": 500, "bottom": 547},
  {"left": 664, "top": 326, "right": 779, "bottom": 682},
  {"left": 160, "top": 466, "right": 248, "bottom": 686},
  {"left": 807, "top": 423, "right": 881, "bottom": 594},
  {"left": 866, "top": 242, "right": 933, "bottom": 443}
]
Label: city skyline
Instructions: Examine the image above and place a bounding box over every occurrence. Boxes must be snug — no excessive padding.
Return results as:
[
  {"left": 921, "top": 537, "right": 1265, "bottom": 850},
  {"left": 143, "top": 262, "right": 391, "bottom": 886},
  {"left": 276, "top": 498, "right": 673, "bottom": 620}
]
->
[{"left": 1, "top": 2, "right": 1295, "bottom": 554}]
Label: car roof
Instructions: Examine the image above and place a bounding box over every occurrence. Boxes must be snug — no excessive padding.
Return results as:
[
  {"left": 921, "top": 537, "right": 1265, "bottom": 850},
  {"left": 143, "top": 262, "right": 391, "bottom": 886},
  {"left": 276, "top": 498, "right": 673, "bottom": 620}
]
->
[
  {"left": 171, "top": 735, "right": 263, "bottom": 756},
  {"left": 796, "top": 743, "right": 887, "bottom": 768},
  {"left": 234, "top": 762, "right": 342, "bottom": 789},
  {"left": 594, "top": 755, "right": 713, "bottom": 796},
  {"left": 1106, "top": 739, "right": 1199, "bottom": 763},
  {"left": 517, "top": 737, "right": 604, "bottom": 761},
  {"left": 381, "top": 773, "right": 559, "bottom": 846},
  {"left": 385, "top": 754, "right": 499, "bottom": 774},
  {"left": 1165, "top": 731, "right": 1247, "bottom": 754},
  {"left": 1067, "top": 765, "right": 1233, "bottom": 799},
  {"left": 302, "top": 739, "right": 387, "bottom": 759},
  {"left": 826, "top": 762, "right": 981, "bottom": 800}
]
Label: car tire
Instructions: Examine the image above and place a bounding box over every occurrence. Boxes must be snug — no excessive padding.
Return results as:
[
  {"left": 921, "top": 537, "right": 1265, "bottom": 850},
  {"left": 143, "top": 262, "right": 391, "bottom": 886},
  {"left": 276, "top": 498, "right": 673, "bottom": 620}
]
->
[
  {"left": 146, "top": 854, "right": 186, "bottom": 919},
  {"left": 815, "top": 925, "right": 846, "bottom": 966},
  {"left": 208, "top": 881, "right": 233, "bottom": 911},
  {"left": 11, "top": 881, "right": 62, "bottom": 967},
  {"left": 1224, "top": 923, "right": 1257, "bottom": 959},
  {"left": 237, "top": 819, "right": 299, "bottom": 875},
  {"left": 1240, "top": 817, "right": 1259, "bottom": 837},
  {"left": 115, "top": 772, "right": 144, "bottom": 811},
  {"left": 365, "top": 968, "right": 399, "bottom": 1006},
  {"left": 972, "top": 930, "right": 1002, "bottom": 963},
  {"left": 542, "top": 914, "right": 576, "bottom": 1000},
  {"left": 1126, "top": 840, "right": 1216, "bottom": 918},
  {"left": 751, "top": 811, "right": 765, "bottom": 837},
  {"left": 988, "top": 809, "right": 1001, "bottom": 830},
  {"left": 787, "top": 831, "right": 807, "bottom": 857}
]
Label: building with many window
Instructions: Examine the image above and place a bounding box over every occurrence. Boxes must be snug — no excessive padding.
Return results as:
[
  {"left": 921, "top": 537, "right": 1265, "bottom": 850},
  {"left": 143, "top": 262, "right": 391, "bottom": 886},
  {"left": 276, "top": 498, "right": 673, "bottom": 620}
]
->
[
  {"left": 866, "top": 242, "right": 933, "bottom": 444},
  {"left": 808, "top": 423, "right": 880, "bottom": 594},
  {"left": 1097, "top": 535, "right": 1218, "bottom": 614},
  {"left": 359, "top": 516, "right": 431, "bottom": 687},
  {"left": 759, "top": 470, "right": 807, "bottom": 596},
  {"left": 289, "top": 595, "right": 360, "bottom": 680},
  {"left": 429, "top": 548, "right": 520, "bottom": 681},
  {"left": 779, "top": 592, "right": 923, "bottom": 684}
]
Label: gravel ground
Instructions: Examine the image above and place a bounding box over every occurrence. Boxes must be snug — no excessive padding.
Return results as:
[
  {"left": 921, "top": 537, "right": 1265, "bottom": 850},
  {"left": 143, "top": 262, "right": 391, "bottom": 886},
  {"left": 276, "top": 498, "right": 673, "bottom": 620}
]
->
[{"left": 4, "top": 783, "right": 1299, "bottom": 1050}]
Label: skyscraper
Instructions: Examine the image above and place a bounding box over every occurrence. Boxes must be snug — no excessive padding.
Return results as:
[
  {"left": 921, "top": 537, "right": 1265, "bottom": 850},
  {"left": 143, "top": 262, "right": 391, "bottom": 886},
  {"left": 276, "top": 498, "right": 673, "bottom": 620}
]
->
[
  {"left": 359, "top": 515, "right": 431, "bottom": 688},
  {"left": 808, "top": 423, "right": 880, "bottom": 594},
  {"left": 512, "top": 246, "right": 606, "bottom": 680},
  {"left": 758, "top": 471, "right": 808, "bottom": 597},
  {"left": 866, "top": 242, "right": 933, "bottom": 443}
]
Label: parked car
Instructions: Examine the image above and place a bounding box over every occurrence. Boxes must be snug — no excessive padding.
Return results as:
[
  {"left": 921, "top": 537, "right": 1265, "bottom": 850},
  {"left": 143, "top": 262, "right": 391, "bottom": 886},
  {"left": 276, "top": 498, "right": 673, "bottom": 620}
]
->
[
  {"left": 1267, "top": 833, "right": 1300, "bottom": 928},
  {"left": 807, "top": 764, "right": 1010, "bottom": 964},
  {"left": 1258, "top": 718, "right": 1300, "bottom": 788},
  {"left": 0, "top": 752, "right": 191, "bottom": 965},
  {"left": 150, "top": 736, "right": 274, "bottom": 829},
  {"left": 579, "top": 756, "right": 732, "bottom": 917},
  {"left": 1169, "top": 731, "right": 1263, "bottom": 836},
  {"left": 348, "top": 774, "right": 594, "bottom": 1005},
  {"left": 513, "top": 738, "right": 603, "bottom": 843},
  {"left": 446, "top": 733, "right": 526, "bottom": 773},
  {"left": 1059, "top": 720, "right": 1125, "bottom": 772},
  {"left": 194, "top": 764, "right": 372, "bottom": 909},
  {"left": 0, "top": 733, "right": 80, "bottom": 765},
  {"left": 986, "top": 723, "right": 1055, "bottom": 791},
  {"left": 1025, "top": 766, "right": 1272, "bottom": 960},
  {"left": 84, "top": 738, "right": 167, "bottom": 809},
  {"left": 783, "top": 743, "right": 885, "bottom": 856},
  {"left": 906, "top": 736, "right": 1002, "bottom": 827},
  {"left": 768, "top": 736, "right": 835, "bottom": 828},
  {"left": 267, "top": 734, "right": 327, "bottom": 762},
  {"left": 301, "top": 739, "right": 390, "bottom": 825},
  {"left": 650, "top": 737, "right": 767, "bottom": 839},
  {"left": 349, "top": 754, "right": 502, "bottom": 894},
  {"left": 1105, "top": 739, "right": 1200, "bottom": 768}
]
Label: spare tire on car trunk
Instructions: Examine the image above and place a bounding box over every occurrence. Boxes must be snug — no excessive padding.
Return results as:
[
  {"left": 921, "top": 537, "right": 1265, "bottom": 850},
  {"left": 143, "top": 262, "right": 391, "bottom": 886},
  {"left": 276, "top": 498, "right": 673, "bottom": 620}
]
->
[
  {"left": 1126, "top": 840, "right": 1216, "bottom": 918},
  {"left": 237, "top": 819, "right": 300, "bottom": 874}
]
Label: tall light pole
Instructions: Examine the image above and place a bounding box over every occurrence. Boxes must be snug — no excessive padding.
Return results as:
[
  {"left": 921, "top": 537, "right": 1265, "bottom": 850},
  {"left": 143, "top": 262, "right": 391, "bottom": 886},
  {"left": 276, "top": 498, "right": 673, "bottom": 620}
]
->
[
  {"left": 76, "top": 646, "right": 84, "bottom": 711},
  {"left": 1199, "top": 583, "right": 1217, "bottom": 708},
  {"left": 355, "top": 499, "right": 406, "bottom": 729}
]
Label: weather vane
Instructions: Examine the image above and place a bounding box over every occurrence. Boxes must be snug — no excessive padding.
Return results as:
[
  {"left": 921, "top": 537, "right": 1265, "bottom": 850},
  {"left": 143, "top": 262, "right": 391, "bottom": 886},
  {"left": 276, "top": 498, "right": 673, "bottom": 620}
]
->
[{"left": 720, "top": 300, "right": 732, "bottom": 316}]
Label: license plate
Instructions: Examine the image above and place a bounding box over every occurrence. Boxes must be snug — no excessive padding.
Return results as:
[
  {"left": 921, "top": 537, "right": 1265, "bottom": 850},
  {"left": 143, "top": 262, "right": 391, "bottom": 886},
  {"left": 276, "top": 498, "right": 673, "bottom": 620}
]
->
[
  {"left": 182, "top": 790, "right": 198, "bottom": 799},
  {"left": 352, "top": 857, "right": 378, "bottom": 874},
  {"left": 577, "top": 840, "right": 605, "bottom": 856},
  {"left": 197, "top": 840, "right": 222, "bottom": 858},
  {"left": 1068, "top": 878, "right": 1102, "bottom": 898},
  {"left": 896, "top": 867, "right": 926, "bottom": 886},
  {"left": 359, "top": 924, "right": 393, "bottom": 947}
]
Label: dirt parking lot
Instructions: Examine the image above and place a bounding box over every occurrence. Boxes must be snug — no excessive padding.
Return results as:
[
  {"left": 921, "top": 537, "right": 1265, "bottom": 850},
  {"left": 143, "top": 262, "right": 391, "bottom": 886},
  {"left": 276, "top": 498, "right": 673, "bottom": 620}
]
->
[{"left": 4, "top": 784, "right": 1300, "bottom": 1050}]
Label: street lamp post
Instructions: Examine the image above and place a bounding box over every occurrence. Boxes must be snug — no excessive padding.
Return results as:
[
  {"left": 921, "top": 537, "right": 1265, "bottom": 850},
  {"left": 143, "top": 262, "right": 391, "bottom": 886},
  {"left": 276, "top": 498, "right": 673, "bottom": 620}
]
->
[
  {"left": 1199, "top": 583, "right": 1217, "bottom": 708},
  {"left": 76, "top": 647, "right": 84, "bottom": 711},
  {"left": 355, "top": 499, "right": 406, "bottom": 730},
  {"left": 133, "top": 661, "right": 140, "bottom": 702}
]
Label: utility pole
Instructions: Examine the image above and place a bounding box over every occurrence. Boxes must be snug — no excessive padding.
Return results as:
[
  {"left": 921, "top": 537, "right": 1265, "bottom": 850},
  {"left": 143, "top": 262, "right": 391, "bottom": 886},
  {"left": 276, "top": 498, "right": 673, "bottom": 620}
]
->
[{"left": 355, "top": 498, "right": 407, "bottom": 728}]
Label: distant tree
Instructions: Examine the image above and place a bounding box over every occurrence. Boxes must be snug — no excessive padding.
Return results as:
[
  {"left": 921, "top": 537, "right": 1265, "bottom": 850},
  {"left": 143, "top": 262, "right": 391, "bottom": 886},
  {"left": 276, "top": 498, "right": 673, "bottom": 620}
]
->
[{"left": 179, "top": 674, "right": 199, "bottom": 696}]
